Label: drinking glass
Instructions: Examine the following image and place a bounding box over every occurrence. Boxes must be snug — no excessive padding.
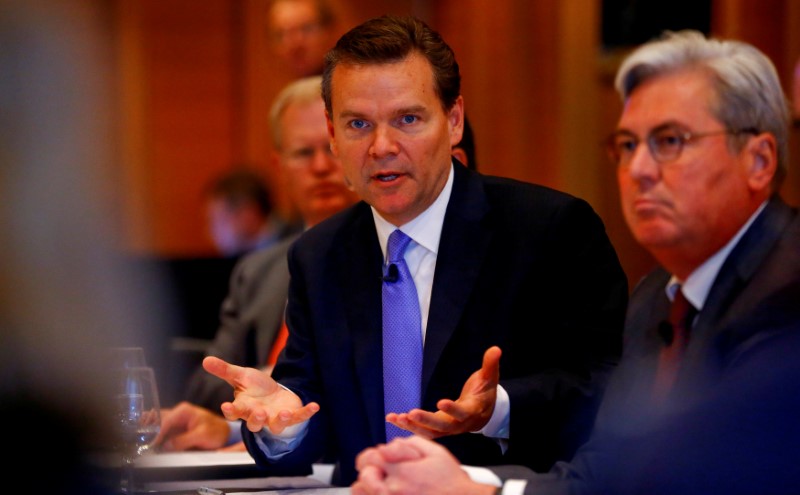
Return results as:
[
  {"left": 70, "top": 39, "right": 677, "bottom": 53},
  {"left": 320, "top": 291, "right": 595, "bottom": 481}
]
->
[
  {"left": 114, "top": 366, "right": 161, "bottom": 494},
  {"left": 108, "top": 346, "right": 147, "bottom": 369}
]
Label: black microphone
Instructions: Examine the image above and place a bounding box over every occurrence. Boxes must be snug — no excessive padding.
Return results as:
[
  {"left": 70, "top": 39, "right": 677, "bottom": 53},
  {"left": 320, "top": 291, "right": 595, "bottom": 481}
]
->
[
  {"left": 382, "top": 263, "right": 399, "bottom": 283},
  {"left": 657, "top": 321, "right": 674, "bottom": 346}
]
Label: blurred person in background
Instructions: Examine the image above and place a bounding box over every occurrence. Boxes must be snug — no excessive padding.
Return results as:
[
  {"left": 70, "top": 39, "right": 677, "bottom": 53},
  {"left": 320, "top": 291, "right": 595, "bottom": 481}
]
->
[
  {"left": 204, "top": 167, "right": 299, "bottom": 258},
  {"left": 157, "top": 75, "right": 359, "bottom": 451},
  {"left": 351, "top": 29, "right": 800, "bottom": 495},
  {"left": 267, "top": 0, "right": 337, "bottom": 78},
  {"left": 1, "top": 0, "right": 174, "bottom": 492}
]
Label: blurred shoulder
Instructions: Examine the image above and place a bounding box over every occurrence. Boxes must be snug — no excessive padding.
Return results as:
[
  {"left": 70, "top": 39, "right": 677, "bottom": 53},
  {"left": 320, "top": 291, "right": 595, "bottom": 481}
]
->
[{"left": 234, "top": 233, "right": 299, "bottom": 275}]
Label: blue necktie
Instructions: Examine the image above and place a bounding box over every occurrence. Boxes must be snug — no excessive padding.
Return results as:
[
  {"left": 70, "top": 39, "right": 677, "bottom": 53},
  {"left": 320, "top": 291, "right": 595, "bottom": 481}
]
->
[{"left": 382, "top": 229, "right": 423, "bottom": 441}]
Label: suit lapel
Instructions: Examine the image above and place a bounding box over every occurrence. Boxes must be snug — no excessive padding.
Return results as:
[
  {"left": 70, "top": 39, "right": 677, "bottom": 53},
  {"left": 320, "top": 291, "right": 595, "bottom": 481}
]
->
[
  {"left": 335, "top": 203, "right": 386, "bottom": 442},
  {"left": 422, "top": 166, "right": 492, "bottom": 396},
  {"left": 693, "top": 198, "right": 793, "bottom": 339},
  {"left": 684, "top": 198, "right": 795, "bottom": 371}
]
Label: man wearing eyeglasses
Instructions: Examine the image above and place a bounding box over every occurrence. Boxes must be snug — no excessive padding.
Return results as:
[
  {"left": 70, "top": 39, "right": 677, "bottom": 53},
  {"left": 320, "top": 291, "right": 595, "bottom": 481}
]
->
[{"left": 351, "top": 29, "right": 800, "bottom": 495}]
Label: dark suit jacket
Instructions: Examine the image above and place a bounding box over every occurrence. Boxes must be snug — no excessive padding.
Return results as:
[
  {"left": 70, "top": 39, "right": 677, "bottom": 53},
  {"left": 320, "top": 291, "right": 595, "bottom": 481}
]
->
[
  {"left": 184, "top": 233, "right": 300, "bottom": 411},
  {"left": 243, "top": 165, "right": 629, "bottom": 485},
  {"left": 513, "top": 196, "right": 800, "bottom": 495}
]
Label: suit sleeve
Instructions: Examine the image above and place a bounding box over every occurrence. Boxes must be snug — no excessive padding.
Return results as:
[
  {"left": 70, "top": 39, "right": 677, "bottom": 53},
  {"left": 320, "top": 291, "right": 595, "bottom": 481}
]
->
[{"left": 502, "top": 197, "right": 628, "bottom": 471}]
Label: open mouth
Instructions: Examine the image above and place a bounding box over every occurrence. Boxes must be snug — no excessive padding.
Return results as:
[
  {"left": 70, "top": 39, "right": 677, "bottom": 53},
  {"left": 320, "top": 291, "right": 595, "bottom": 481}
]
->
[{"left": 376, "top": 174, "right": 399, "bottom": 182}]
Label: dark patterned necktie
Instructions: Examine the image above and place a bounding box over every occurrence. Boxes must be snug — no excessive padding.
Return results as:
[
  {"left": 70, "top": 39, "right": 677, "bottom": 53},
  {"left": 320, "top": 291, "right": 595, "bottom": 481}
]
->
[
  {"left": 652, "top": 286, "right": 697, "bottom": 403},
  {"left": 382, "top": 229, "right": 423, "bottom": 440}
]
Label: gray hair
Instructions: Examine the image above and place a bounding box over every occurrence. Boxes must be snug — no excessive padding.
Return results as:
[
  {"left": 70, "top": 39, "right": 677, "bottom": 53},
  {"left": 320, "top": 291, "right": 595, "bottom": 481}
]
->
[
  {"left": 268, "top": 75, "right": 324, "bottom": 149},
  {"left": 615, "top": 30, "right": 790, "bottom": 189}
]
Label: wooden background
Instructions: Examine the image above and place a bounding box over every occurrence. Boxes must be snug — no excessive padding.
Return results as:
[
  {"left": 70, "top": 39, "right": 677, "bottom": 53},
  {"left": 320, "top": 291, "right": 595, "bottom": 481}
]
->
[{"left": 111, "top": 0, "right": 800, "bottom": 289}]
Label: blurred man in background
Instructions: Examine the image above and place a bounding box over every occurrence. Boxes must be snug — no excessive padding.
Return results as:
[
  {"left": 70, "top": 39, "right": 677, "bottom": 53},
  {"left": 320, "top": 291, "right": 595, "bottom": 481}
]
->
[
  {"left": 158, "top": 75, "right": 359, "bottom": 451},
  {"left": 267, "top": 0, "right": 337, "bottom": 78},
  {"left": 204, "top": 168, "right": 298, "bottom": 258}
]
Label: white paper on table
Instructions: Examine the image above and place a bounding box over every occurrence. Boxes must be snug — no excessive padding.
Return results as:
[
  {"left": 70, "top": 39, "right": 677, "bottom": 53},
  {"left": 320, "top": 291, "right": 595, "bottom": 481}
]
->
[
  {"left": 141, "top": 461, "right": 337, "bottom": 493},
  {"left": 135, "top": 451, "right": 256, "bottom": 468}
]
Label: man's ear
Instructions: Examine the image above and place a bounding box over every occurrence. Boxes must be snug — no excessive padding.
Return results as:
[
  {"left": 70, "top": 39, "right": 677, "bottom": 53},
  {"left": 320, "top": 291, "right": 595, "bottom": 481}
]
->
[
  {"left": 746, "top": 133, "right": 777, "bottom": 192},
  {"left": 448, "top": 96, "right": 464, "bottom": 148},
  {"left": 326, "top": 111, "right": 338, "bottom": 156},
  {"left": 452, "top": 147, "right": 468, "bottom": 168}
]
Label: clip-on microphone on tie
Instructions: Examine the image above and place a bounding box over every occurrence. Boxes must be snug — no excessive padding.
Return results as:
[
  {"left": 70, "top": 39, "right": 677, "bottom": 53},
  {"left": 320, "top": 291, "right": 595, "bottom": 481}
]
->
[{"left": 382, "top": 263, "right": 399, "bottom": 283}]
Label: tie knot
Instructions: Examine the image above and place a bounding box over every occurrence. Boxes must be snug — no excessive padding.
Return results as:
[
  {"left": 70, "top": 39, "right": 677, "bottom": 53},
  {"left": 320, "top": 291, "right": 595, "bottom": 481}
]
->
[{"left": 387, "top": 230, "right": 412, "bottom": 262}]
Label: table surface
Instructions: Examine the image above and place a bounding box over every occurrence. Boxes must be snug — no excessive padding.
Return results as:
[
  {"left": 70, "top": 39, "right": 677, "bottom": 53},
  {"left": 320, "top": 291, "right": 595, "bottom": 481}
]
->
[{"left": 91, "top": 451, "right": 348, "bottom": 494}]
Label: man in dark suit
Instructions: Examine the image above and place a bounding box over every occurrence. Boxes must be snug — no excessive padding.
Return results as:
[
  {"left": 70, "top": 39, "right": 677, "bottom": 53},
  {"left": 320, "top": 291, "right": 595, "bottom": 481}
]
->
[
  {"left": 157, "top": 83, "right": 483, "bottom": 453},
  {"left": 204, "top": 15, "right": 628, "bottom": 485},
  {"left": 350, "top": 30, "right": 800, "bottom": 495}
]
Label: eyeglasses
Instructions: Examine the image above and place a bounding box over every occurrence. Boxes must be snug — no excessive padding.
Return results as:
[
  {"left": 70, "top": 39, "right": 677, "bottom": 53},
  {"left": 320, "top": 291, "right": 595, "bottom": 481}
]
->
[
  {"left": 270, "top": 22, "right": 322, "bottom": 45},
  {"left": 605, "top": 124, "right": 758, "bottom": 166},
  {"left": 284, "top": 144, "right": 335, "bottom": 168}
]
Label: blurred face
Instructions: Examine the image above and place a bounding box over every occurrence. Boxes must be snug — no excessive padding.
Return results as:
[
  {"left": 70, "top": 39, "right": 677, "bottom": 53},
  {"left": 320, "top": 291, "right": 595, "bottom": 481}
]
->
[
  {"left": 206, "top": 199, "right": 261, "bottom": 255},
  {"left": 326, "top": 52, "right": 464, "bottom": 226},
  {"left": 268, "top": 0, "right": 332, "bottom": 77},
  {"left": 276, "top": 98, "right": 357, "bottom": 227},
  {"left": 615, "top": 69, "right": 773, "bottom": 277}
]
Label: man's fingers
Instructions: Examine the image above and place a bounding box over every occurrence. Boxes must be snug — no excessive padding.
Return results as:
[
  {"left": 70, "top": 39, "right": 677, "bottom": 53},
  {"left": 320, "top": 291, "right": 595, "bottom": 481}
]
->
[
  {"left": 433, "top": 399, "right": 471, "bottom": 421},
  {"left": 387, "top": 412, "right": 442, "bottom": 438},
  {"left": 296, "top": 402, "right": 321, "bottom": 420},
  {"left": 403, "top": 435, "right": 451, "bottom": 456},
  {"left": 353, "top": 465, "right": 388, "bottom": 495},
  {"left": 355, "top": 446, "right": 385, "bottom": 471},
  {"left": 481, "top": 346, "right": 502, "bottom": 379},
  {"left": 379, "top": 437, "right": 427, "bottom": 462},
  {"left": 202, "top": 356, "right": 237, "bottom": 381}
]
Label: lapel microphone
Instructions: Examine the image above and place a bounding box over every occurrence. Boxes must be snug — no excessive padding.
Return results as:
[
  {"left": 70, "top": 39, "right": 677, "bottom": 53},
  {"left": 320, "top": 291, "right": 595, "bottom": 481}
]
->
[{"left": 382, "top": 263, "right": 399, "bottom": 283}]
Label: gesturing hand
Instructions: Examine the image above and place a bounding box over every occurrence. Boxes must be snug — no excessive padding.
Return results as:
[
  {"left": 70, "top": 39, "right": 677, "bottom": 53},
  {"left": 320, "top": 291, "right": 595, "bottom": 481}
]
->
[
  {"left": 386, "top": 346, "right": 501, "bottom": 438},
  {"left": 202, "top": 356, "right": 320, "bottom": 434}
]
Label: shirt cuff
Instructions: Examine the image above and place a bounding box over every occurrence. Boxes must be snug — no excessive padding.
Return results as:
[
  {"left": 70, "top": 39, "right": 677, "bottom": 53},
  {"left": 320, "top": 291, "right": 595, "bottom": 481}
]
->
[
  {"left": 460, "top": 466, "right": 527, "bottom": 495},
  {"left": 474, "top": 384, "right": 510, "bottom": 439},
  {"left": 253, "top": 419, "right": 309, "bottom": 460},
  {"left": 226, "top": 420, "right": 243, "bottom": 445}
]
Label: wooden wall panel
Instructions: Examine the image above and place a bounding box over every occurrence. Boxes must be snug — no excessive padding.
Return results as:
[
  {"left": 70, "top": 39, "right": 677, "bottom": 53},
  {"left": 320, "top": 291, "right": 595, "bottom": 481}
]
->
[
  {"left": 114, "top": 0, "right": 797, "bottom": 287},
  {"left": 239, "top": 0, "right": 415, "bottom": 222},
  {"left": 117, "top": 0, "right": 242, "bottom": 256}
]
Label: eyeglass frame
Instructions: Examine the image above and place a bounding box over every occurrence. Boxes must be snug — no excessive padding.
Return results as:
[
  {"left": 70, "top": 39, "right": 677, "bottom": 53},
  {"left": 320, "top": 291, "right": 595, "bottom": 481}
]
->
[
  {"left": 282, "top": 142, "right": 336, "bottom": 169},
  {"left": 270, "top": 21, "right": 324, "bottom": 45},
  {"left": 605, "top": 123, "right": 759, "bottom": 166}
]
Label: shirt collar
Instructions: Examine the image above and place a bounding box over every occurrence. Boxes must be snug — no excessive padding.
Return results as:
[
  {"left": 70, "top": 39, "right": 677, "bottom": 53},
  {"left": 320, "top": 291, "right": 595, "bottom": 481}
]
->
[
  {"left": 667, "top": 200, "right": 768, "bottom": 310},
  {"left": 372, "top": 162, "right": 454, "bottom": 260}
]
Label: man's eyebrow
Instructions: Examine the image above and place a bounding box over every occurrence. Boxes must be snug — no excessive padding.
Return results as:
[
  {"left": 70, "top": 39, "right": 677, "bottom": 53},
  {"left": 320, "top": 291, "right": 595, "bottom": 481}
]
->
[
  {"left": 337, "top": 110, "right": 367, "bottom": 120},
  {"left": 394, "top": 105, "right": 427, "bottom": 115},
  {"left": 614, "top": 120, "right": 685, "bottom": 135}
]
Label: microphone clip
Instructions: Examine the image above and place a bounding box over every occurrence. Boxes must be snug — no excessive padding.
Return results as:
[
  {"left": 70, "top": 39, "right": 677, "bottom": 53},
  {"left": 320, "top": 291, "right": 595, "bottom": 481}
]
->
[{"left": 382, "top": 263, "right": 399, "bottom": 283}]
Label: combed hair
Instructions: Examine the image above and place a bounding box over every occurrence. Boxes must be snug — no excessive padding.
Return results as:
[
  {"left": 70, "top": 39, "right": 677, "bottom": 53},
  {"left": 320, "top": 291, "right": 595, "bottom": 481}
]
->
[
  {"left": 321, "top": 15, "right": 460, "bottom": 116},
  {"left": 615, "top": 29, "right": 790, "bottom": 189},
  {"left": 268, "top": 75, "right": 323, "bottom": 149}
]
